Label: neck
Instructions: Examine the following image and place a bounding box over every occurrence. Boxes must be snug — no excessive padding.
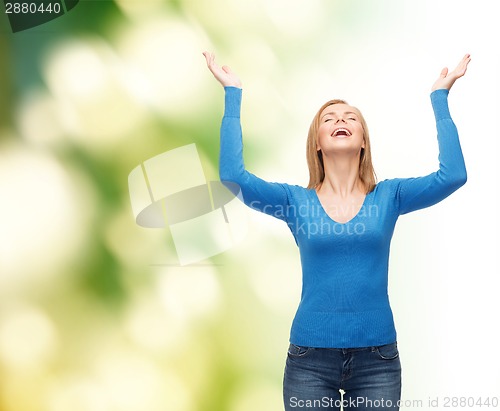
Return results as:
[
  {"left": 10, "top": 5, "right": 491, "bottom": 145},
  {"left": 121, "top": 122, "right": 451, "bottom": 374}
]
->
[{"left": 318, "top": 153, "right": 364, "bottom": 197}]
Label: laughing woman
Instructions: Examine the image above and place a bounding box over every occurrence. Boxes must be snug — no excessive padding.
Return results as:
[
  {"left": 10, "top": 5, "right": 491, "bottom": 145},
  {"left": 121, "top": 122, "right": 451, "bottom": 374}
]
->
[{"left": 203, "top": 52, "right": 470, "bottom": 410}]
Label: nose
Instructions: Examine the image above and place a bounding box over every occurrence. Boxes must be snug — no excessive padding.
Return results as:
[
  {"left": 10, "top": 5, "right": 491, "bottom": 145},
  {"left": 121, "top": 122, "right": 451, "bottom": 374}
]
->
[{"left": 335, "top": 117, "right": 346, "bottom": 124}]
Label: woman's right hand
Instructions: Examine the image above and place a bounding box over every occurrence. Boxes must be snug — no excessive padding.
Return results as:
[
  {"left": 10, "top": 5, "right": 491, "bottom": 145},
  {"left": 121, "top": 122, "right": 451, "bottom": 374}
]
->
[{"left": 203, "top": 51, "right": 242, "bottom": 89}]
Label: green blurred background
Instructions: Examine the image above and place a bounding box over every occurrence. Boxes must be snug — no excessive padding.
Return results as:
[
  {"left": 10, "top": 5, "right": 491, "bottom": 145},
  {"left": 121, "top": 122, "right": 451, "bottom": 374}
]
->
[{"left": 1, "top": 1, "right": 498, "bottom": 410}]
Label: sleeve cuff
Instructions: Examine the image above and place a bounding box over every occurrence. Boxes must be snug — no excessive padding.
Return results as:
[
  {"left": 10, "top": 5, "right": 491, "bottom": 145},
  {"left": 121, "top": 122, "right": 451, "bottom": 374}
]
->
[
  {"left": 430, "top": 88, "right": 451, "bottom": 121},
  {"left": 224, "top": 86, "right": 242, "bottom": 118}
]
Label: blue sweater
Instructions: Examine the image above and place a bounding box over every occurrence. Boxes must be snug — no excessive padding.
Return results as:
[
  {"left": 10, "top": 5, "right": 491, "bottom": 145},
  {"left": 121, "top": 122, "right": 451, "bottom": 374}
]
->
[{"left": 220, "top": 87, "right": 467, "bottom": 348}]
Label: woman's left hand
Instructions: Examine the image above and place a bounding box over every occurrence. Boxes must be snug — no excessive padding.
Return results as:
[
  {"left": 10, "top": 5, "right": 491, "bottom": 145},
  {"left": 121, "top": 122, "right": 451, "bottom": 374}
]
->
[{"left": 431, "top": 54, "right": 471, "bottom": 92}]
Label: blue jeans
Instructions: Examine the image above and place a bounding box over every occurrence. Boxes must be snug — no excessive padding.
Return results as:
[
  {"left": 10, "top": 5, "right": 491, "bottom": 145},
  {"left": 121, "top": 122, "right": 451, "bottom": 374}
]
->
[{"left": 283, "top": 342, "right": 402, "bottom": 410}]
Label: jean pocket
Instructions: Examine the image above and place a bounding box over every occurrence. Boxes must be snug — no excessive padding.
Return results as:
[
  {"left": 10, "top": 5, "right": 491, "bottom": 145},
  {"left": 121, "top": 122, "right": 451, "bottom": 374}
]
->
[
  {"left": 374, "top": 342, "right": 399, "bottom": 360},
  {"left": 287, "top": 343, "right": 313, "bottom": 357}
]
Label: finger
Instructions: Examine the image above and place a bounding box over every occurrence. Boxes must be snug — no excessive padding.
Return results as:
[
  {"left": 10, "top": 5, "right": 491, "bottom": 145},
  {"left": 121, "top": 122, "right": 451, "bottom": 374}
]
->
[
  {"left": 454, "top": 54, "right": 471, "bottom": 76},
  {"left": 204, "top": 52, "right": 221, "bottom": 75},
  {"left": 461, "top": 54, "right": 471, "bottom": 71},
  {"left": 457, "top": 54, "right": 471, "bottom": 68},
  {"left": 202, "top": 51, "right": 213, "bottom": 67},
  {"left": 440, "top": 67, "right": 448, "bottom": 78}
]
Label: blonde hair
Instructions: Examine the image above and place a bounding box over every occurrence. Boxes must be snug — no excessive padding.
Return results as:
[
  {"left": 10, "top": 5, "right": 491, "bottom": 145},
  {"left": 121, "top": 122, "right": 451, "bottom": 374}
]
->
[{"left": 306, "top": 99, "right": 377, "bottom": 193}]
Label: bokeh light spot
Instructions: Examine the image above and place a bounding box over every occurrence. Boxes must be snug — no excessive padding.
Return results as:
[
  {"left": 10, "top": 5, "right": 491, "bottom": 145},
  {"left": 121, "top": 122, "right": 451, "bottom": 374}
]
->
[{"left": 0, "top": 305, "right": 58, "bottom": 370}]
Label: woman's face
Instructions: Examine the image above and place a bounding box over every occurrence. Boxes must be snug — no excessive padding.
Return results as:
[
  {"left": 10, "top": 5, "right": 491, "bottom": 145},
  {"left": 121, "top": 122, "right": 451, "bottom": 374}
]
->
[{"left": 316, "top": 103, "right": 365, "bottom": 157}]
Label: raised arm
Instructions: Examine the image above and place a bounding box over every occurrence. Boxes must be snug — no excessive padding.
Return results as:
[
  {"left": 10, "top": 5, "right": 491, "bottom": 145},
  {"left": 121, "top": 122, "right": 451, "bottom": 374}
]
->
[
  {"left": 203, "top": 52, "right": 290, "bottom": 220},
  {"left": 397, "top": 54, "right": 470, "bottom": 215}
]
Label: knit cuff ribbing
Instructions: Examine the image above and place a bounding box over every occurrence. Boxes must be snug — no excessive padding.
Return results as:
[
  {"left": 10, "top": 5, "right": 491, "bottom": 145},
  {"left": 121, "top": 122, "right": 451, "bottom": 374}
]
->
[
  {"left": 430, "top": 88, "right": 451, "bottom": 121},
  {"left": 224, "top": 86, "right": 242, "bottom": 118}
]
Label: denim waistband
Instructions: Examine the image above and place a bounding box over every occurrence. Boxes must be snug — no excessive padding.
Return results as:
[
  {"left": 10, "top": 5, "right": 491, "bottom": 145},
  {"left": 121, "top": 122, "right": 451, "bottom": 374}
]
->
[{"left": 293, "top": 341, "right": 397, "bottom": 354}]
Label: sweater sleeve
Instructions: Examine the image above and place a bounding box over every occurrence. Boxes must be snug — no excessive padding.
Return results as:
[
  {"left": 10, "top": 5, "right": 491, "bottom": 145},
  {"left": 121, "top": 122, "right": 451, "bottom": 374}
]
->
[
  {"left": 219, "top": 87, "right": 290, "bottom": 220},
  {"left": 396, "top": 89, "right": 467, "bottom": 215}
]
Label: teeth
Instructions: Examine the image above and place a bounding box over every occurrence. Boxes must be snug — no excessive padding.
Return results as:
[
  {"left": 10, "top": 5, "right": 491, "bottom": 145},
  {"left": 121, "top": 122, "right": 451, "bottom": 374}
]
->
[{"left": 333, "top": 128, "right": 351, "bottom": 137}]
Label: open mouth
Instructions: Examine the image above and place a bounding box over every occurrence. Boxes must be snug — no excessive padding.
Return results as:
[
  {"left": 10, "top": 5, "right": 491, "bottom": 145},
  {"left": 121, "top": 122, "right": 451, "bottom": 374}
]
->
[{"left": 331, "top": 127, "right": 352, "bottom": 138}]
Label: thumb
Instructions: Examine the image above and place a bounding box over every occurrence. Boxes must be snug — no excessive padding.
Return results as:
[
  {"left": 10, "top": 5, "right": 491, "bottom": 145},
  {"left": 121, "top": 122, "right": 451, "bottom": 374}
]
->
[
  {"left": 440, "top": 67, "right": 448, "bottom": 78},
  {"left": 222, "top": 65, "right": 233, "bottom": 74}
]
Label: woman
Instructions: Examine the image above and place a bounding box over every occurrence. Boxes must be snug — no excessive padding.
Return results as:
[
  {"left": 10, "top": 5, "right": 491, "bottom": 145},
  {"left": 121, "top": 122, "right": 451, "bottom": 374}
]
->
[{"left": 203, "top": 51, "right": 470, "bottom": 410}]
